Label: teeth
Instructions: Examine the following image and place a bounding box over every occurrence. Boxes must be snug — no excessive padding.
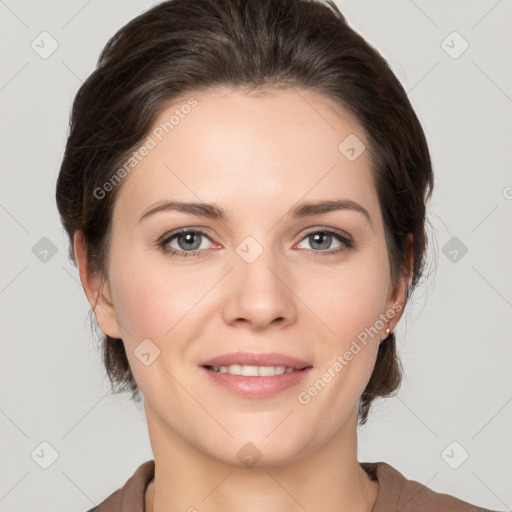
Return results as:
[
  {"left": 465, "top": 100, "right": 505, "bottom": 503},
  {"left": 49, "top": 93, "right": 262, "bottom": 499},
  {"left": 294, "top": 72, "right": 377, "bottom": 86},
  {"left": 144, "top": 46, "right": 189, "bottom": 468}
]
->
[
  {"left": 210, "top": 365, "right": 296, "bottom": 376},
  {"left": 242, "top": 365, "right": 259, "bottom": 376}
]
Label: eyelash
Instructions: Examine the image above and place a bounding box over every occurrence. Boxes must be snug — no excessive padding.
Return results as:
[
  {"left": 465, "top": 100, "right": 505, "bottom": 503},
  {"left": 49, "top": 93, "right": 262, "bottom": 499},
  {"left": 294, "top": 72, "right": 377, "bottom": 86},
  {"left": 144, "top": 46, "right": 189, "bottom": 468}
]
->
[{"left": 157, "top": 228, "right": 355, "bottom": 259}]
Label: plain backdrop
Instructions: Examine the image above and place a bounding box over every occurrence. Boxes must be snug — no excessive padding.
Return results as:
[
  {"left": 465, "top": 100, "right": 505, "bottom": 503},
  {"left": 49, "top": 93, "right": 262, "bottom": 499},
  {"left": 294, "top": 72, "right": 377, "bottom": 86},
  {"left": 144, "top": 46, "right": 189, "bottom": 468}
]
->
[{"left": 1, "top": 1, "right": 511, "bottom": 511}]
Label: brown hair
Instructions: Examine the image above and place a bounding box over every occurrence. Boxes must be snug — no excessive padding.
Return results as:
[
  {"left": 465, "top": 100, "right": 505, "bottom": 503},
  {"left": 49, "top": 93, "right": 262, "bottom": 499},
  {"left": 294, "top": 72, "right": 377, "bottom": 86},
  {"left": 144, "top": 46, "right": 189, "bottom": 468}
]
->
[{"left": 56, "top": 0, "right": 433, "bottom": 425}]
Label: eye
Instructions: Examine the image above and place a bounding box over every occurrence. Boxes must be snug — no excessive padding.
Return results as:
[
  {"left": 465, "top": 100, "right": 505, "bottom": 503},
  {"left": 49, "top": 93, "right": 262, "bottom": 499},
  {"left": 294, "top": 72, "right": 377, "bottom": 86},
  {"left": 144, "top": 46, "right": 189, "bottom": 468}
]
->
[
  {"left": 296, "top": 229, "right": 354, "bottom": 256},
  {"left": 159, "top": 229, "right": 214, "bottom": 258}
]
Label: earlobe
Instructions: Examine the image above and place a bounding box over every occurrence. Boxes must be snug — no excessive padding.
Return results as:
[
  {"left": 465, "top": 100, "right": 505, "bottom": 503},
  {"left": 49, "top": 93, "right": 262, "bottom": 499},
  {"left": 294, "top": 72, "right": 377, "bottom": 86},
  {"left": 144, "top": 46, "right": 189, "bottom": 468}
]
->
[
  {"left": 382, "top": 233, "right": 414, "bottom": 337},
  {"left": 73, "top": 231, "right": 123, "bottom": 339}
]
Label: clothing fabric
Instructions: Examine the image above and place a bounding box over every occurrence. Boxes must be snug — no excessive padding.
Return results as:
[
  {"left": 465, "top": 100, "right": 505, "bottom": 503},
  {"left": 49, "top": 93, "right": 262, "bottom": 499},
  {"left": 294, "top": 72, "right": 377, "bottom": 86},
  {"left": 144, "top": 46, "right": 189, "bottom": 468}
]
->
[{"left": 86, "top": 459, "right": 500, "bottom": 511}]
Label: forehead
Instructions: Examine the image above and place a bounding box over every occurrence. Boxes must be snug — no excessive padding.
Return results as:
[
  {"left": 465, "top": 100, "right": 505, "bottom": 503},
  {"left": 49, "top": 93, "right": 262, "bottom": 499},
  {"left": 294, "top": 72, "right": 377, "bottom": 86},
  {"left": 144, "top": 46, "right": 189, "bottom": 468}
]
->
[{"left": 113, "top": 87, "right": 380, "bottom": 226}]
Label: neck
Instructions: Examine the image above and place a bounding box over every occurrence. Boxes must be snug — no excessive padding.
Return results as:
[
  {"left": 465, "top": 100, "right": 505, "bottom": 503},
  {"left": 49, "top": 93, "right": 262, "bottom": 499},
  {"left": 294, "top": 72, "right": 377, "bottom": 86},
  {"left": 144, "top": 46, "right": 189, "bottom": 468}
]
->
[{"left": 144, "top": 409, "right": 379, "bottom": 512}]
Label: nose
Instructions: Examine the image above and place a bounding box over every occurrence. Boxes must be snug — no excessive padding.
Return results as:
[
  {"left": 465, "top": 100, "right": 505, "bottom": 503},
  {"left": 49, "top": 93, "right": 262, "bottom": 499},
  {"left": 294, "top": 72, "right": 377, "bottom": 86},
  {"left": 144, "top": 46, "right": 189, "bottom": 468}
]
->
[{"left": 222, "top": 246, "right": 298, "bottom": 331}]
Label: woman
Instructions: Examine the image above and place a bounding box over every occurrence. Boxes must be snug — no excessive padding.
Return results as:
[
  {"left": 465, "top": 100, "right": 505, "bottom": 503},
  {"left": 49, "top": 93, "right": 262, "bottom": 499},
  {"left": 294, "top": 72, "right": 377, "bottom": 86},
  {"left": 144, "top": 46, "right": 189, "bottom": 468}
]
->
[{"left": 55, "top": 0, "right": 500, "bottom": 510}]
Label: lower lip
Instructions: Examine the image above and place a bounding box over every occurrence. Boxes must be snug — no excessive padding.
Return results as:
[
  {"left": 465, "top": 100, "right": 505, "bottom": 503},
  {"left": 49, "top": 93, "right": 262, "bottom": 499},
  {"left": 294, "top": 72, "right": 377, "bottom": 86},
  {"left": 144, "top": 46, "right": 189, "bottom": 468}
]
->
[{"left": 200, "top": 367, "right": 312, "bottom": 398}]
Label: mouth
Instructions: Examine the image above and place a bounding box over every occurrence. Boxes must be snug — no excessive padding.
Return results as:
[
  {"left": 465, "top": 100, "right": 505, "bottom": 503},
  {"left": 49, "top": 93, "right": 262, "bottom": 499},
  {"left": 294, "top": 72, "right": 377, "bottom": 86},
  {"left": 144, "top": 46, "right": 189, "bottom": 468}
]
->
[{"left": 199, "top": 352, "right": 313, "bottom": 398}]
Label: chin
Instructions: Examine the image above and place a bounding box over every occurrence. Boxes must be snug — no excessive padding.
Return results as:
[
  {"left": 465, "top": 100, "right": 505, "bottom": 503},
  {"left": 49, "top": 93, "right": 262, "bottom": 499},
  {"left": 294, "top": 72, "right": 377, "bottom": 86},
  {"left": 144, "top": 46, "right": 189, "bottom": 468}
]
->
[{"left": 197, "top": 428, "right": 317, "bottom": 469}]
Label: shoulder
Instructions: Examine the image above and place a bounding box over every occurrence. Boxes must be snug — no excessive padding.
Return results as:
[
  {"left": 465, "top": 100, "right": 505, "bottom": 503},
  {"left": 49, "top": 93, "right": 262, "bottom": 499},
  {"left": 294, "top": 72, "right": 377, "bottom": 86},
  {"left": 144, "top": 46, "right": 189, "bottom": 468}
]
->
[
  {"left": 361, "top": 461, "right": 501, "bottom": 512},
  {"left": 85, "top": 459, "right": 155, "bottom": 512}
]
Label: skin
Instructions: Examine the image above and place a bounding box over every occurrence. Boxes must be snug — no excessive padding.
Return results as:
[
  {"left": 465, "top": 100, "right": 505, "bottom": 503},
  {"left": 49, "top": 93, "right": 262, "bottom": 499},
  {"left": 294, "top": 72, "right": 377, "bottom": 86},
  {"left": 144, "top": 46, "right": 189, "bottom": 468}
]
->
[{"left": 75, "top": 86, "right": 413, "bottom": 512}]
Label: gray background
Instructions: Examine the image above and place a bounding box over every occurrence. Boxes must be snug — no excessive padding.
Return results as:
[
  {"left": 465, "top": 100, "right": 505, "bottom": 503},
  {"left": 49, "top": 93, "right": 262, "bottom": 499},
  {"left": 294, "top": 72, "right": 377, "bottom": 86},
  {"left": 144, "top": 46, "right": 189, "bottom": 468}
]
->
[{"left": 1, "top": 0, "right": 511, "bottom": 511}]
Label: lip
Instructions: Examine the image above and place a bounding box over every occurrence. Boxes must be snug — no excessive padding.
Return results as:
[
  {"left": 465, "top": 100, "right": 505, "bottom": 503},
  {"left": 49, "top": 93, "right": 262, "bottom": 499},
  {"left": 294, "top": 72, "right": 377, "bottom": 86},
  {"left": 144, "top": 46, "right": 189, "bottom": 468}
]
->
[
  {"left": 200, "top": 352, "right": 311, "bottom": 370},
  {"left": 199, "top": 352, "right": 313, "bottom": 399}
]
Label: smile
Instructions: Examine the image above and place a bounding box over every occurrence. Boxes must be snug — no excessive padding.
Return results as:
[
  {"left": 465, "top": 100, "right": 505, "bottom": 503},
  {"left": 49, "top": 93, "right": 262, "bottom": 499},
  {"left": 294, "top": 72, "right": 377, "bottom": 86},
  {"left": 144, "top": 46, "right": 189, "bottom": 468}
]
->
[{"left": 205, "top": 365, "right": 297, "bottom": 376}]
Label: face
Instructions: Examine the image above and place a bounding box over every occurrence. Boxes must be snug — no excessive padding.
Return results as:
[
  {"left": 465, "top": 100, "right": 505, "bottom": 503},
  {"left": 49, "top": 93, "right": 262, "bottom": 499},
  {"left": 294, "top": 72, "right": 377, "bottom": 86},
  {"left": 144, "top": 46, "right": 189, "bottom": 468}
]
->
[{"left": 79, "top": 87, "right": 409, "bottom": 466}]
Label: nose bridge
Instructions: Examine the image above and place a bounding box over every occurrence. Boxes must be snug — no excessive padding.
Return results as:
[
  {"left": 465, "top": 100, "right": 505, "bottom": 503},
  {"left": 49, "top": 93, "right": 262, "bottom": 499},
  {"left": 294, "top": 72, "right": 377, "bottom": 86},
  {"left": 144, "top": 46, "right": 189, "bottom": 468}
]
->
[
  {"left": 222, "top": 232, "right": 296, "bottom": 328},
  {"left": 235, "top": 233, "right": 280, "bottom": 288}
]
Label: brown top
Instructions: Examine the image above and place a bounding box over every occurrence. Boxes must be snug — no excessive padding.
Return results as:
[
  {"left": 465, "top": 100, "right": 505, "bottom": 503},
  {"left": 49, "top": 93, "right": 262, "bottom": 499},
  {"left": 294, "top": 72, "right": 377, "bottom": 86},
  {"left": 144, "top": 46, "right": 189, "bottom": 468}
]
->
[{"left": 86, "top": 460, "right": 499, "bottom": 512}]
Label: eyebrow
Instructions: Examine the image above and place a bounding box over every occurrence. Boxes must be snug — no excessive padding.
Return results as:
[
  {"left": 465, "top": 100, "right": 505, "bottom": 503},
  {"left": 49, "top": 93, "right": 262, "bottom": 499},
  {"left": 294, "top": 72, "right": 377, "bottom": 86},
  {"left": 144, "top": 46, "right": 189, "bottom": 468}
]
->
[{"left": 137, "top": 199, "right": 373, "bottom": 228}]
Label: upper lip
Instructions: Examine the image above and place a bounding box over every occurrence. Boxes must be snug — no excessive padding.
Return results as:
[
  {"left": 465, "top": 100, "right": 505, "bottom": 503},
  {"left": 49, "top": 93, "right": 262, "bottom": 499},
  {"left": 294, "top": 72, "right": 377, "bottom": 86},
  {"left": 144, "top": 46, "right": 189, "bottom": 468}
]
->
[{"left": 200, "top": 352, "right": 312, "bottom": 370}]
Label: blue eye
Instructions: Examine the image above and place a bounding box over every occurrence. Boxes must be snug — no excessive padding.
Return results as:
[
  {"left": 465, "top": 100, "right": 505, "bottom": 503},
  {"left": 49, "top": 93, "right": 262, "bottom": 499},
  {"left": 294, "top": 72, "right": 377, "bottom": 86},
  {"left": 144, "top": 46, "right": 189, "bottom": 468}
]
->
[{"left": 158, "top": 228, "right": 354, "bottom": 258}]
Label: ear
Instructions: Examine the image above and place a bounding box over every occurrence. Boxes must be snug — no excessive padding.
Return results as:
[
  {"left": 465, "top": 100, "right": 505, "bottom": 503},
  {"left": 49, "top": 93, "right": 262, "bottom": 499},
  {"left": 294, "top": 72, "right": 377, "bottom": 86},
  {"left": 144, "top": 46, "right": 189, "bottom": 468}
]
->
[
  {"left": 73, "top": 231, "right": 123, "bottom": 339},
  {"left": 382, "top": 233, "right": 414, "bottom": 335}
]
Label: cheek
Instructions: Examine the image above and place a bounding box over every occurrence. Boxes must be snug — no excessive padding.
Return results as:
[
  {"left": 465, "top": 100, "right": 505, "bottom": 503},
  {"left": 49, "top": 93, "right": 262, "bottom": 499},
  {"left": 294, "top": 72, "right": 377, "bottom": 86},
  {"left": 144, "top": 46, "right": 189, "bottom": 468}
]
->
[
  {"left": 319, "top": 254, "right": 391, "bottom": 342},
  {"left": 299, "top": 252, "right": 390, "bottom": 416},
  {"left": 106, "top": 255, "right": 201, "bottom": 400},
  {"left": 108, "top": 251, "right": 200, "bottom": 341}
]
